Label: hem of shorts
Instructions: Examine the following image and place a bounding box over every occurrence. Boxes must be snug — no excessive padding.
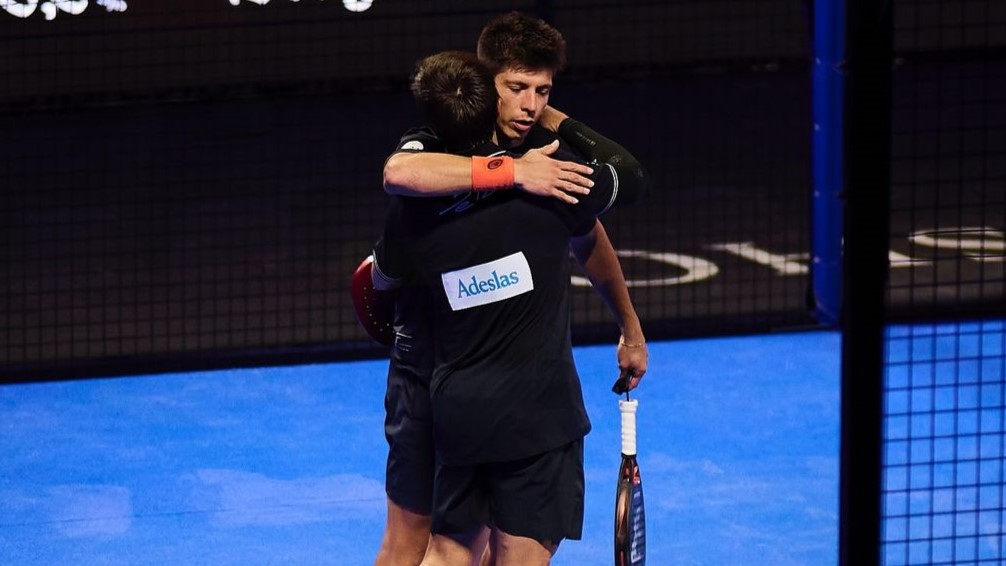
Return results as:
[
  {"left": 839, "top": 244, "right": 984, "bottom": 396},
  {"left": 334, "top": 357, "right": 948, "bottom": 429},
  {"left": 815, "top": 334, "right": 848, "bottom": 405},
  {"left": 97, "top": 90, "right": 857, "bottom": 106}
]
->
[{"left": 436, "top": 428, "right": 590, "bottom": 467}]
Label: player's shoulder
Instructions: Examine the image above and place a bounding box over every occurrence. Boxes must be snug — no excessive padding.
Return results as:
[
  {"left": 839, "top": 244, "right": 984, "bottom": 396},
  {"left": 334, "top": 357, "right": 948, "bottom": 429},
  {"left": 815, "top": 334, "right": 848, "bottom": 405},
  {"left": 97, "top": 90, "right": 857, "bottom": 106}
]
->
[{"left": 394, "top": 126, "right": 445, "bottom": 153}]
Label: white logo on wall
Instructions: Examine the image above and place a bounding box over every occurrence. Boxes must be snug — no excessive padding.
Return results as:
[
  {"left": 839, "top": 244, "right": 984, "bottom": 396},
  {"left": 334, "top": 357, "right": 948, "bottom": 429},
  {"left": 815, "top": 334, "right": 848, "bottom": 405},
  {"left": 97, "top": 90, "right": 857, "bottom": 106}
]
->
[
  {"left": 569, "top": 226, "right": 1005, "bottom": 288},
  {"left": 2, "top": 0, "right": 126, "bottom": 20},
  {"left": 227, "top": 0, "right": 374, "bottom": 11},
  {"left": 2, "top": 0, "right": 374, "bottom": 18},
  {"left": 342, "top": 0, "right": 372, "bottom": 12}
]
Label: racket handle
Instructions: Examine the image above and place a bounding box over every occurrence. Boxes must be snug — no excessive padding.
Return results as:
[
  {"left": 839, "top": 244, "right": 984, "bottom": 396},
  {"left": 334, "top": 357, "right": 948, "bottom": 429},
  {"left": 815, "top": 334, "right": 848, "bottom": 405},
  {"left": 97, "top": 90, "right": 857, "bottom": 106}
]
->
[{"left": 619, "top": 399, "right": 638, "bottom": 456}]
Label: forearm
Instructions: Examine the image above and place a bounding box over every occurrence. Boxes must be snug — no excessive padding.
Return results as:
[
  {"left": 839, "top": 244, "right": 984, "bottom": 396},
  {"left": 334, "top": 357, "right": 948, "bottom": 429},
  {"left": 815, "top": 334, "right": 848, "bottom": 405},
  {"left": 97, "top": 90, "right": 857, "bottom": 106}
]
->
[
  {"left": 570, "top": 221, "right": 644, "bottom": 342},
  {"left": 545, "top": 110, "right": 652, "bottom": 206},
  {"left": 385, "top": 145, "right": 596, "bottom": 204},
  {"left": 543, "top": 105, "right": 640, "bottom": 168},
  {"left": 383, "top": 152, "right": 474, "bottom": 196}
]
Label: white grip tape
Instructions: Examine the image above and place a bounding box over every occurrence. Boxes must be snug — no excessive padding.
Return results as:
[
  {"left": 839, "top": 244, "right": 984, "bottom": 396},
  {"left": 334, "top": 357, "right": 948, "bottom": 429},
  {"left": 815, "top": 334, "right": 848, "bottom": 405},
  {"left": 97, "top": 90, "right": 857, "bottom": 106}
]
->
[{"left": 619, "top": 399, "right": 638, "bottom": 456}]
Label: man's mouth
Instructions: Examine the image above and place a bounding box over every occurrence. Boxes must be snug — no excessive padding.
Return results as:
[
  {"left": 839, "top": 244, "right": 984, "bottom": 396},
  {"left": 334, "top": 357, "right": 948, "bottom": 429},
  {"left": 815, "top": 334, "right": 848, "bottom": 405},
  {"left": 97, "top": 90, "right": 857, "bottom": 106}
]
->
[{"left": 511, "top": 119, "right": 534, "bottom": 133}]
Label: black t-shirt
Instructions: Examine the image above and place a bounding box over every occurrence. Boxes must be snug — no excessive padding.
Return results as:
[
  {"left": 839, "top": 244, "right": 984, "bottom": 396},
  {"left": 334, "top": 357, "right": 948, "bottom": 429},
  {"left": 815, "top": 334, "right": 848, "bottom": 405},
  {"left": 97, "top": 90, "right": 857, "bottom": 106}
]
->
[
  {"left": 386, "top": 284, "right": 433, "bottom": 383},
  {"left": 375, "top": 127, "right": 626, "bottom": 465}
]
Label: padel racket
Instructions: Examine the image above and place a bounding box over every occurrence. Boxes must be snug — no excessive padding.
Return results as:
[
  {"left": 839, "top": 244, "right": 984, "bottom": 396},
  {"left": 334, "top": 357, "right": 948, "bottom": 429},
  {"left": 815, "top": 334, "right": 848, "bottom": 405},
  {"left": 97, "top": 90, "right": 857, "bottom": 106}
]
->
[
  {"left": 350, "top": 255, "right": 395, "bottom": 346},
  {"left": 614, "top": 395, "right": 646, "bottom": 566}
]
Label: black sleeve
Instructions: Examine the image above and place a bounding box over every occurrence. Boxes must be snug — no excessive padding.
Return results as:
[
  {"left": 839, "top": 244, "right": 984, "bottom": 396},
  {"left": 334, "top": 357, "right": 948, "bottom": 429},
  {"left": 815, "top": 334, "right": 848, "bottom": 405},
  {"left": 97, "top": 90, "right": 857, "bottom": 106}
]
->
[
  {"left": 371, "top": 197, "right": 414, "bottom": 289},
  {"left": 541, "top": 148, "right": 629, "bottom": 236},
  {"left": 549, "top": 146, "right": 644, "bottom": 217},
  {"left": 557, "top": 118, "right": 651, "bottom": 204},
  {"left": 557, "top": 118, "right": 640, "bottom": 167}
]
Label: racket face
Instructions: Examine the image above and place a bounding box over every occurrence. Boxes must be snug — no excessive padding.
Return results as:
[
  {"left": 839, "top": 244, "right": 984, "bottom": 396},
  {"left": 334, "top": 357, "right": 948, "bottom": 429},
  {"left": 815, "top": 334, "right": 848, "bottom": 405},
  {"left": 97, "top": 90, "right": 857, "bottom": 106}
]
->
[
  {"left": 628, "top": 467, "right": 646, "bottom": 565},
  {"left": 615, "top": 458, "right": 646, "bottom": 566},
  {"left": 615, "top": 480, "right": 630, "bottom": 536}
]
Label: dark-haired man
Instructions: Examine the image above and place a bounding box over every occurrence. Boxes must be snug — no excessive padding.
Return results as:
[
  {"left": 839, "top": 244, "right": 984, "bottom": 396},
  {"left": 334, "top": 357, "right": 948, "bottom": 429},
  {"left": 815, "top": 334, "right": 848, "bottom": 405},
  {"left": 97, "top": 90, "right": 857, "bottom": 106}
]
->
[
  {"left": 373, "top": 12, "right": 650, "bottom": 566},
  {"left": 382, "top": 11, "right": 648, "bottom": 376},
  {"left": 374, "top": 49, "right": 648, "bottom": 566}
]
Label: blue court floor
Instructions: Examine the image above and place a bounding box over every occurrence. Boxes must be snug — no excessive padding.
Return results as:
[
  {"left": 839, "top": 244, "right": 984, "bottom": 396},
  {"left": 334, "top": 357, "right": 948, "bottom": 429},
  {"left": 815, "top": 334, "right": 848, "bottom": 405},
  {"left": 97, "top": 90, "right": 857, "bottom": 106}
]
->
[{"left": 1, "top": 331, "right": 841, "bottom": 566}]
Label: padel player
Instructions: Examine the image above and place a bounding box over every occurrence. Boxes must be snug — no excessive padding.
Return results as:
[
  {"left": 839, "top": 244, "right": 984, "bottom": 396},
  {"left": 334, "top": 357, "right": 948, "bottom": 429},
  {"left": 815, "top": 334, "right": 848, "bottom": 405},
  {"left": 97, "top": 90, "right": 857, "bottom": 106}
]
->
[
  {"left": 372, "top": 12, "right": 650, "bottom": 566},
  {"left": 372, "top": 51, "right": 649, "bottom": 566}
]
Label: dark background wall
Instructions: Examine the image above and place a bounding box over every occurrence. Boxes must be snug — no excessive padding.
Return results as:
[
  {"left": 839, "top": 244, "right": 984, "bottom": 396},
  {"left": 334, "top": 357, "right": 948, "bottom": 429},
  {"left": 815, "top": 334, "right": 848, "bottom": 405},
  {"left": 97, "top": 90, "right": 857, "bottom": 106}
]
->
[
  {"left": 2, "top": 0, "right": 1003, "bottom": 380},
  {"left": 3, "top": 0, "right": 812, "bottom": 102}
]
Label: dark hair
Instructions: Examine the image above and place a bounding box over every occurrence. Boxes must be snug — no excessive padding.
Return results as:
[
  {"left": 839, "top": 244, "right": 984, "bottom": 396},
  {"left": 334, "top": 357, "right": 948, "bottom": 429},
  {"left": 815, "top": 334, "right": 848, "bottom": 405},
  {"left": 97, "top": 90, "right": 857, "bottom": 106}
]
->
[
  {"left": 476, "top": 11, "right": 566, "bottom": 74},
  {"left": 410, "top": 51, "right": 498, "bottom": 150}
]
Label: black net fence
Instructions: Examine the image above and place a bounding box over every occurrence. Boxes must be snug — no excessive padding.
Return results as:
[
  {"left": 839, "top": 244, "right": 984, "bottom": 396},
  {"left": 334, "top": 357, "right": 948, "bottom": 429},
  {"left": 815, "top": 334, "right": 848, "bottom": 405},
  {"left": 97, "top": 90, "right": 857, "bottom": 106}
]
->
[
  {"left": 881, "top": 0, "right": 1006, "bottom": 564},
  {"left": 2, "top": 1, "right": 817, "bottom": 380}
]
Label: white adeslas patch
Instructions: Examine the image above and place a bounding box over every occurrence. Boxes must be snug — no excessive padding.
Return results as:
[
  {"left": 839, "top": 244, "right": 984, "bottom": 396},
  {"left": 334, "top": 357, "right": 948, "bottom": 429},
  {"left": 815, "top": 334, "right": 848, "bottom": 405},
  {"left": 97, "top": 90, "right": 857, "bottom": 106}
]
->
[
  {"left": 400, "top": 140, "right": 424, "bottom": 151},
  {"left": 441, "top": 252, "right": 534, "bottom": 311}
]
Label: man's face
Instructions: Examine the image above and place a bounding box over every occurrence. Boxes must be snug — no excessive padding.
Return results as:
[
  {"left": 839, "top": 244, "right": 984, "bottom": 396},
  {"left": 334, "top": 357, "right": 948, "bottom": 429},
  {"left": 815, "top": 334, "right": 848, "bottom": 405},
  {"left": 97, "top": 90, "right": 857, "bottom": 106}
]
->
[{"left": 494, "top": 66, "right": 553, "bottom": 147}]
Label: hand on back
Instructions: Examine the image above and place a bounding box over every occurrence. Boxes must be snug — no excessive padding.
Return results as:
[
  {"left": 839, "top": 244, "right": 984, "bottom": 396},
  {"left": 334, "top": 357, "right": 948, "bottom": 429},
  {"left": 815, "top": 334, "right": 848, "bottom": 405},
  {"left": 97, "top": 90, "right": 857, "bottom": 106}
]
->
[{"left": 513, "top": 140, "right": 594, "bottom": 204}]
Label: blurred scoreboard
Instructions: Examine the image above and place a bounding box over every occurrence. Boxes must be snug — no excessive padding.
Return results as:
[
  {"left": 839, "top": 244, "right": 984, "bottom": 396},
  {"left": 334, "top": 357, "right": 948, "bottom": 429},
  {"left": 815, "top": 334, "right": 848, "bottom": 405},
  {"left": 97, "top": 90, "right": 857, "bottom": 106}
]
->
[
  {"left": 1, "top": 0, "right": 501, "bottom": 100},
  {"left": 1, "top": 0, "right": 816, "bottom": 102}
]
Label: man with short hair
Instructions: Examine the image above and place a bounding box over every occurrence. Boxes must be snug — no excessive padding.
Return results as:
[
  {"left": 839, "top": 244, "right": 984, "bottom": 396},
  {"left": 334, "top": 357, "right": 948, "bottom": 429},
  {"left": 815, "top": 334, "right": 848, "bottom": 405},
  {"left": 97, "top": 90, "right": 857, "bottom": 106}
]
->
[
  {"left": 372, "top": 12, "right": 650, "bottom": 566},
  {"left": 373, "top": 49, "right": 648, "bottom": 566}
]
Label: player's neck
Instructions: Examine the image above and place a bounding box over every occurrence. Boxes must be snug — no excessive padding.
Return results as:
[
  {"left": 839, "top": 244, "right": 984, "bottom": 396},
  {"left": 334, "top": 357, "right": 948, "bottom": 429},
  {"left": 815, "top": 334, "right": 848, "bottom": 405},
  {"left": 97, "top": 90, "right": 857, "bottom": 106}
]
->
[{"left": 493, "top": 128, "right": 522, "bottom": 150}]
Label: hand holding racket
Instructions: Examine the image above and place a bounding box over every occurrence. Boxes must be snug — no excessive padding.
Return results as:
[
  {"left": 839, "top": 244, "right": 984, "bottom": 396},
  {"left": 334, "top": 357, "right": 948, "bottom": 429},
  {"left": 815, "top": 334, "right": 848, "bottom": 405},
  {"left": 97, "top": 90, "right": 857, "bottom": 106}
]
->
[
  {"left": 614, "top": 395, "right": 646, "bottom": 566},
  {"left": 612, "top": 335, "right": 647, "bottom": 395}
]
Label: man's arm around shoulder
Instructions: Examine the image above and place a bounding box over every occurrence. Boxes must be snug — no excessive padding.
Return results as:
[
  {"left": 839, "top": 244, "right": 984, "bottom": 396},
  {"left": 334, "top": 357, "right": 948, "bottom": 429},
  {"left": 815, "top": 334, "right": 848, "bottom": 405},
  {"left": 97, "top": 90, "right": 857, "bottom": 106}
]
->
[
  {"left": 383, "top": 145, "right": 595, "bottom": 202},
  {"left": 383, "top": 152, "right": 474, "bottom": 197}
]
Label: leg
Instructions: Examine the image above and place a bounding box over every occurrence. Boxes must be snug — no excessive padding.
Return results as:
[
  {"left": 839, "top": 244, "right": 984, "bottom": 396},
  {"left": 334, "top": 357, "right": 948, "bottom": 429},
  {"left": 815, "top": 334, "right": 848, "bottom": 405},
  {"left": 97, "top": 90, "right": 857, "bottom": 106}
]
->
[
  {"left": 429, "top": 463, "right": 493, "bottom": 566},
  {"left": 420, "top": 530, "right": 483, "bottom": 566},
  {"left": 374, "top": 497, "right": 431, "bottom": 566},
  {"left": 489, "top": 528, "right": 557, "bottom": 566},
  {"left": 379, "top": 348, "right": 436, "bottom": 565},
  {"left": 472, "top": 526, "right": 492, "bottom": 566},
  {"left": 486, "top": 440, "right": 585, "bottom": 564}
]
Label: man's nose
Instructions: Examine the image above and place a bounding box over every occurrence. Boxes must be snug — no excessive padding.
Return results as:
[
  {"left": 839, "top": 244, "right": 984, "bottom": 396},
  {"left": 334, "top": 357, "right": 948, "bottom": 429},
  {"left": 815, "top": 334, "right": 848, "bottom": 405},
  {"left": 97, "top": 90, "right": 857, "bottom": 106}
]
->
[{"left": 520, "top": 91, "right": 538, "bottom": 114}]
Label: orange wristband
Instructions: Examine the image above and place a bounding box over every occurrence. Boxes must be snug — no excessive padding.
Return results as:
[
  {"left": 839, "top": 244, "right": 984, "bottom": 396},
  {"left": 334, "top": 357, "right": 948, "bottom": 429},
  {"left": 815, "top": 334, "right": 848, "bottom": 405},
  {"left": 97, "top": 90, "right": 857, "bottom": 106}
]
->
[{"left": 471, "top": 155, "right": 515, "bottom": 192}]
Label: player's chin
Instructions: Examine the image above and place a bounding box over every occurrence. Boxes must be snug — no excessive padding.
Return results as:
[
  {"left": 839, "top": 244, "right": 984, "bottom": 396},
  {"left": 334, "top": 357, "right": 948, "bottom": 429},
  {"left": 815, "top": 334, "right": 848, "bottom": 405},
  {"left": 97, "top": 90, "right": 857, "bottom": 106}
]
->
[{"left": 499, "top": 128, "right": 527, "bottom": 147}]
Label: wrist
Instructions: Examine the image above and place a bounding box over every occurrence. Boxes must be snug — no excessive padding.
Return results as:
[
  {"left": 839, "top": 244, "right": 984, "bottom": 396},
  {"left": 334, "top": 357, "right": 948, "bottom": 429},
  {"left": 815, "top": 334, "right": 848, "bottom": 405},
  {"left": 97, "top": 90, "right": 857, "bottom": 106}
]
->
[
  {"left": 619, "top": 317, "right": 644, "bottom": 341},
  {"left": 618, "top": 335, "right": 646, "bottom": 349},
  {"left": 471, "top": 155, "right": 515, "bottom": 191}
]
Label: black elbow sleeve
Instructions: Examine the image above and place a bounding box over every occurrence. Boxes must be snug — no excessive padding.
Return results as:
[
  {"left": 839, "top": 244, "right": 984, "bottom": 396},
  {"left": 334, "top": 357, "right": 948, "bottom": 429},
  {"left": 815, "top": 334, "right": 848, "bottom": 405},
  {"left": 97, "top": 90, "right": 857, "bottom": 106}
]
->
[
  {"left": 632, "top": 166, "right": 652, "bottom": 203},
  {"left": 613, "top": 164, "right": 652, "bottom": 206},
  {"left": 557, "top": 118, "right": 642, "bottom": 169}
]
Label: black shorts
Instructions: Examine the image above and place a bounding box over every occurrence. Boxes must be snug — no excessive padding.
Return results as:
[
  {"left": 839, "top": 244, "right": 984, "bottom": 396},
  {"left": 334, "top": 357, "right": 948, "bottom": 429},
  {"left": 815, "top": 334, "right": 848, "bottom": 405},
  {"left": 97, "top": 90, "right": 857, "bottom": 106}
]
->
[
  {"left": 431, "top": 439, "right": 585, "bottom": 545},
  {"left": 384, "top": 355, "right": 434, "bottom": 515}
]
